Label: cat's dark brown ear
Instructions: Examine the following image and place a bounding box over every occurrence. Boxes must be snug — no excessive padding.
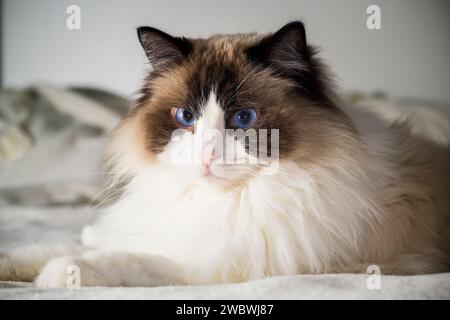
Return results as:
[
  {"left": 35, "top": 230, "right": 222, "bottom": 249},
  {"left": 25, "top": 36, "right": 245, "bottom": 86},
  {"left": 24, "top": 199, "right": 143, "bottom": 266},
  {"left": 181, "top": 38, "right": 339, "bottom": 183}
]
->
[
  {"left": 137, "top": 26, "right": 192, "bottom": 69},
  {"left": 246, "top": 21, "right": 308, "bottom": 75}
]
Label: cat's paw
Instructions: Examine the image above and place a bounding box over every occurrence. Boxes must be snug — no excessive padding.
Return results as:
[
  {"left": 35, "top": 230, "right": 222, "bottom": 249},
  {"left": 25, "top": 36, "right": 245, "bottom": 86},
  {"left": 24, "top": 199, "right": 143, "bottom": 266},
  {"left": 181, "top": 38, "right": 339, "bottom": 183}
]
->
[{"left": 34, "top": 256, "right": 83, "bottom": 288}]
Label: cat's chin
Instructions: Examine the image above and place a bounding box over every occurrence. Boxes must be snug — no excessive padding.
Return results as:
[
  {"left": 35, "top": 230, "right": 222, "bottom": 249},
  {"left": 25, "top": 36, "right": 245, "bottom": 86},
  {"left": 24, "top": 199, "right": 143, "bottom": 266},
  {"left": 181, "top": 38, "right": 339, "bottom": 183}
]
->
[
  {"left": 200, "top": 173, "right": 224, "bottom": 183},
  {"left": 163, "top": 161, "right": 259, "bottom": 188},
  {"left": 202, "top": 164, "right": 265, "bottom": 189},
  {"left": 183, "top": 166, "right": 246, "bottom": 188},
  {"left": 167, "top": 164, "right": 229, "bottom": 184},
  {"left": 199, "top": 167, "right": 235, "bottom": 185}
]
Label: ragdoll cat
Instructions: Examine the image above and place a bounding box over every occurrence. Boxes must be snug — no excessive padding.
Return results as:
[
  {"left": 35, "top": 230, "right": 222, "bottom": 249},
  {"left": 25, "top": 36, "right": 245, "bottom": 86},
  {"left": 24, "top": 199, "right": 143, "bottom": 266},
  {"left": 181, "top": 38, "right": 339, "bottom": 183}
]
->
[{"left": 1, "top": 22, "right": 449, "bottom": 287}]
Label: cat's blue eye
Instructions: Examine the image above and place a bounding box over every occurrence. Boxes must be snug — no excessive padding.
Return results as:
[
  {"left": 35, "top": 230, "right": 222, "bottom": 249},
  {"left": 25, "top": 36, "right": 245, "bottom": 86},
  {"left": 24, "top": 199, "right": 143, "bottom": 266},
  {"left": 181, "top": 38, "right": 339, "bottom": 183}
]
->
[
  {"left": 175, "top": 108, "right": 195, "bottom": 127},
  {"left": 233, "top": 109, "right": 257, "bottom": 129}
]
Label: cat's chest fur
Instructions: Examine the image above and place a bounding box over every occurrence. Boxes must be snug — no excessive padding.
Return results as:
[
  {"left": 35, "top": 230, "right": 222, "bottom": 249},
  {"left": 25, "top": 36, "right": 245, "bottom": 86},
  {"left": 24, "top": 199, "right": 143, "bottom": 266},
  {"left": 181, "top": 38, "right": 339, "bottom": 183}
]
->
[{"left": 83, "top": 159, "right": 375, "bottom": 284}]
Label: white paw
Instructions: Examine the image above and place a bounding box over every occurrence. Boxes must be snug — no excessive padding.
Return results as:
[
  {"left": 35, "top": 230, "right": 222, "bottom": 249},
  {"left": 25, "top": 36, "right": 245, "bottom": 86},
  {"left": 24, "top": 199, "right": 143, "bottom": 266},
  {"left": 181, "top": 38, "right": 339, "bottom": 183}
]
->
[{"left": 34, "top": 256, "right": 83, "bottom": 288}]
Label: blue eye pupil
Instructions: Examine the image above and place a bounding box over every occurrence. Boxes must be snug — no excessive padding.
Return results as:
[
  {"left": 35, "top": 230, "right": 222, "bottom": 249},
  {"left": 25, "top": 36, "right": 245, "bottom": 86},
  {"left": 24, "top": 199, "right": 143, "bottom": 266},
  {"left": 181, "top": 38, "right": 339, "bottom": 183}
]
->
[
  {"left": 175, "top": 108, "right": 195, "bottom": 127},
  {"left": 182, "top": 110, "right": 193, "bottom": 121},
  {"left": 233, "top": 109, "right": 256, "bottom": 129},
  {"left": 238, "top": 111, "right": 250, "bottom": 123}
]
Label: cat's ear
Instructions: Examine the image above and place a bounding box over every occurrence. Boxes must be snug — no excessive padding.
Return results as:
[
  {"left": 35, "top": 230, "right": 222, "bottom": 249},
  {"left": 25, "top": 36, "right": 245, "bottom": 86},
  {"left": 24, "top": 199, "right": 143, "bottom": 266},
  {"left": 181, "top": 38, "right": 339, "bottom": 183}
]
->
[
  {"left": 137, "top": 26, "right": 192, "bottom": 69},
  {"left": 246, "top": 21, "right": 308, "bottom": 75}
]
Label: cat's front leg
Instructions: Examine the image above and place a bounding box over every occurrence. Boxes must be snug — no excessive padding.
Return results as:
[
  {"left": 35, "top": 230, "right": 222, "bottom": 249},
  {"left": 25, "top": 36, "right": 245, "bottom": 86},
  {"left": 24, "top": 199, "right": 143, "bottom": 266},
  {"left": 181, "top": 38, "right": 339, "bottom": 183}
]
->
[
  {"left": 0, "top": 245, "right": 84, "bottom": 282},
  {"left": 34, "top": 249, "right": 184, "bottom": 288}
]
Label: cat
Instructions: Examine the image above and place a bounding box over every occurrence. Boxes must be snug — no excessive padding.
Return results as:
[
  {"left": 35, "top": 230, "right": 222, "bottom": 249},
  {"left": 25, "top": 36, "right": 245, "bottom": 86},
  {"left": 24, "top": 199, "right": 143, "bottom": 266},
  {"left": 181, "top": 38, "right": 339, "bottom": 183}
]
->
[{"left": 1, "top": 21, "right": 449, "bottom": 288}]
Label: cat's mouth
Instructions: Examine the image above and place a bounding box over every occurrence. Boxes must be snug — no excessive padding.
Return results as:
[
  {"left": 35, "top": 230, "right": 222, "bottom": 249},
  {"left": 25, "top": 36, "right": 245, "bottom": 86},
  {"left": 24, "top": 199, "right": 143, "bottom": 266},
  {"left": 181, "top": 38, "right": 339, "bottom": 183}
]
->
[
  {"left": 201, "top": 162, "right": 264, "bottom": 183},
  {"left": 197, "top": 161, "right": 233, "bottom": 182},
  {"left": 202, "top": 164, "right": 214, "bottom": 177},
  {"left": 202, "top": 163, "right": 227, "bottom": 180}
]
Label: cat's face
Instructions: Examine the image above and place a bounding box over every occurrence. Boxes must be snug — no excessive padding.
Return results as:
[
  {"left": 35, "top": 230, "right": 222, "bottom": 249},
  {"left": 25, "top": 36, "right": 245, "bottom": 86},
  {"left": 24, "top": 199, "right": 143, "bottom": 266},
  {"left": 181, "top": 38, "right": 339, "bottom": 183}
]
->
[{"left": 109, "top": 22, "right": 355, "bottom": 187}]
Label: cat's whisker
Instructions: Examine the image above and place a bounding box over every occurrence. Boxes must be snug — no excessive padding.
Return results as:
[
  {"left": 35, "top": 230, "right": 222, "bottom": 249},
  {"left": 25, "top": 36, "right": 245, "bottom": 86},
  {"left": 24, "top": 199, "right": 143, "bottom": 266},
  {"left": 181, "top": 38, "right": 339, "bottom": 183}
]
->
[{"left": 80, "top": 173, "right": 131, "bottom": 225}]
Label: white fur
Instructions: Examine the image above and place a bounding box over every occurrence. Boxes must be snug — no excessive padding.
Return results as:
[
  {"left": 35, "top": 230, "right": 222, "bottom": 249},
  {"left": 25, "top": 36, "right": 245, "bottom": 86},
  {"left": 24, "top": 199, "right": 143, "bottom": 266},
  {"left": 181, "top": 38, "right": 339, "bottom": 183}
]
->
[{"left": 76, "top": 93, "right": 385, "bottom": 285}]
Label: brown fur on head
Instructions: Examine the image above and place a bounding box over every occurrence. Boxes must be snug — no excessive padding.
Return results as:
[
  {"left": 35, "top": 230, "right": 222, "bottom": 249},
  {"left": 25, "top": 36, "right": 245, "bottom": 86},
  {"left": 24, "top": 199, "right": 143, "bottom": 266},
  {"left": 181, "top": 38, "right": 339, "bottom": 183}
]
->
[{"left": 109, "top": 22, "right": 361, "bottom": 184}]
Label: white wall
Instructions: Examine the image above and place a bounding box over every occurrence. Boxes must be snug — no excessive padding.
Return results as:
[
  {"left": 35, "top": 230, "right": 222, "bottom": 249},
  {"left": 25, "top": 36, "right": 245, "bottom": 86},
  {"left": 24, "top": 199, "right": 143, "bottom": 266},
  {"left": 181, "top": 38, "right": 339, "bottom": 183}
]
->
[{"left": 2, "top": 0, "right": 450, "bottom": 104}]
